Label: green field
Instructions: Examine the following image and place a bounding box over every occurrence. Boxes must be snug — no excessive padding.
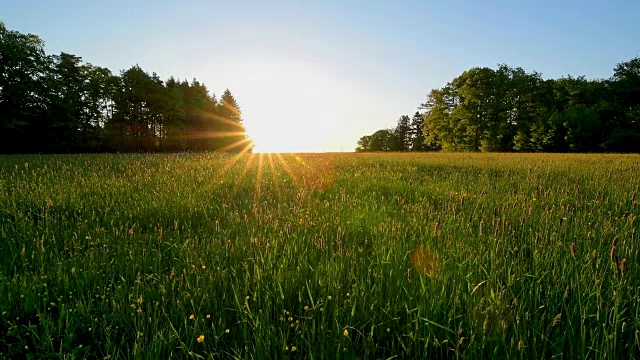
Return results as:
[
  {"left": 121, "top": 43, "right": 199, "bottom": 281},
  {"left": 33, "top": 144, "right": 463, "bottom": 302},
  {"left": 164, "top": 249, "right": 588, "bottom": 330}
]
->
[{"left": 1, "top": 153, "right": 639, "bottom": 359}]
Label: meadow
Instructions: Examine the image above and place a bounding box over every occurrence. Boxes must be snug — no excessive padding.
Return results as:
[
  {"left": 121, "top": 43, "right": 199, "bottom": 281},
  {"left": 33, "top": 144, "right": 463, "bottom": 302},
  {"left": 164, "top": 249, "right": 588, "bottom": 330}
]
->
[{"left": 0, "top": 152, "right": 639, "bottom": 359}]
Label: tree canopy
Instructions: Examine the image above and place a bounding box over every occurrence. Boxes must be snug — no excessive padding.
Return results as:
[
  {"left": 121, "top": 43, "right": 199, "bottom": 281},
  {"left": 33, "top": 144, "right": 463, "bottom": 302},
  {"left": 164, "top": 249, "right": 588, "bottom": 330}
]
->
[
  {"left": 357, "top": 59, "right": 640, "bottom": 153},
  {"left": 0, "top": 22, "right": 251, "bottom": 153}
]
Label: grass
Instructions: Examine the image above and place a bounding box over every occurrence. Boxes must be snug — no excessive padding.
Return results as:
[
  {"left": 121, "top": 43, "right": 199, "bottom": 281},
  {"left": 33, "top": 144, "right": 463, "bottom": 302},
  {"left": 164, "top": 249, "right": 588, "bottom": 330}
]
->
[{"left": 0, "top": 152, "right": 639, "bottom": 359}]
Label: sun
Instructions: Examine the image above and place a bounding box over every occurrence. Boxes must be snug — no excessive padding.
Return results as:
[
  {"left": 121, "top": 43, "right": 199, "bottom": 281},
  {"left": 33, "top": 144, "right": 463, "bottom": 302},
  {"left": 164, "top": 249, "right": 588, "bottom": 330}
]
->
[
  {"left": 249, "top": 124, "right": 328, "bottom": 153},
  {"left": 220, "top": 56, "right": 346, "bottom": 153},
  {"left": 250, "top": 129, "right": 299, "bottom": 153}
]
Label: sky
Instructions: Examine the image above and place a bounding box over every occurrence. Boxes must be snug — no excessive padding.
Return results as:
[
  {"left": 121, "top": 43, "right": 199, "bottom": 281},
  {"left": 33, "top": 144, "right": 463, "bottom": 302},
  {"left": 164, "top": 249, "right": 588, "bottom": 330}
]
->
[{"left": 3, "top": 0, "right": 640, "bottom": 152}]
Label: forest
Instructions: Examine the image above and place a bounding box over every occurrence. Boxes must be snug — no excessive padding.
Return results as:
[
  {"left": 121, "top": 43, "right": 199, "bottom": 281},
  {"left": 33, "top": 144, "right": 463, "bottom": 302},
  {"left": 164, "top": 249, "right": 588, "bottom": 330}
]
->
[
  {"left": 0, "top": 22, "right": 251, "bottom": 154},
  {"left": 357, "top": 59, "right": 640, "bottom": 153}
]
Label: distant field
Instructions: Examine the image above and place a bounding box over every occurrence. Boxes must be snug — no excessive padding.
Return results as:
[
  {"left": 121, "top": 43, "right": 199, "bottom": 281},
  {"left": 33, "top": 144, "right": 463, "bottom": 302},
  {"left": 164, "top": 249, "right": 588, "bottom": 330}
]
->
[{"left": 1, "top": 152, "right": 639, "bottom": 359}]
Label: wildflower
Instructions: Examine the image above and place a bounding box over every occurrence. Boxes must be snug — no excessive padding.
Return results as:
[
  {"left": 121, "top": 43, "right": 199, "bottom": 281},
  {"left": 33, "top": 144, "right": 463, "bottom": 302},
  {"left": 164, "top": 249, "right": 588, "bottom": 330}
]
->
[
  {"left": 197, "top": 335, "right": 204, "bottom": 343},
  {"left": 291, "top": 346, "right": 297, "bottom": 352},
  {"left": 245, "top": 296, "right": 250, "bottom": 301},
  {"left": 206, "top": 314, "right": 211, "bottom": 319},
  {"left": 201, "top": 265, "right": 206, "bottom": 270},
  {"left": 304, "top": 306, "right": 310, "bottom": 311},
  {"left": 343, "top": 329, "right": 349, "bottom": 337},
  {"left": 225, "top": 329, "right": 230, "bottom": 334},
  {"left": 327, "top": 296, "right": 332, "bottom": 300},
  {"left": 137, "top": 296, "right": 143, "bottom": 304},
  {"left": 189, "top": 314, "right": 195, "bottom": 320}
]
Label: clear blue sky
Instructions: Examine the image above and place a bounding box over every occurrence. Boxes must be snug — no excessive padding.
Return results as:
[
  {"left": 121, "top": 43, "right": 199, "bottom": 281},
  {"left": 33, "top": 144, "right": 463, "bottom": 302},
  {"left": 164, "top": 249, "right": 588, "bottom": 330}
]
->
[{"left": 3, "top": 0, "right": 639, "bottom": 152}]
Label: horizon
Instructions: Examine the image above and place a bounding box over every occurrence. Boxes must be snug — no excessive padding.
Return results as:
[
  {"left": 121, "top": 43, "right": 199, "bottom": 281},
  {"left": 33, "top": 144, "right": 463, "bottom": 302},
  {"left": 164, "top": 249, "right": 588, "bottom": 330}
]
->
[{"left": 3, "top": 0, "right": 640, "bottom": 152}]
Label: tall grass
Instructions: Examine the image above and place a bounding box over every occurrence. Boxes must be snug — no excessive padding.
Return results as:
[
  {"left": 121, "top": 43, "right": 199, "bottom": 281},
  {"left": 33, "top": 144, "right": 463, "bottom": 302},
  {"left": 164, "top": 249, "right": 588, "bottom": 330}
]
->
[{"left": 0, "top": 152, "right": 638, "bottom": 359}]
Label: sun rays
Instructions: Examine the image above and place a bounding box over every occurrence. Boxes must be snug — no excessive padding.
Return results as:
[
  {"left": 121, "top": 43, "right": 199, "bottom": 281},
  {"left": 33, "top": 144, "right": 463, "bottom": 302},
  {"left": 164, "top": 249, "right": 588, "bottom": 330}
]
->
[{"left": 215, "top": 150, "right": 337, "bottom": 212}]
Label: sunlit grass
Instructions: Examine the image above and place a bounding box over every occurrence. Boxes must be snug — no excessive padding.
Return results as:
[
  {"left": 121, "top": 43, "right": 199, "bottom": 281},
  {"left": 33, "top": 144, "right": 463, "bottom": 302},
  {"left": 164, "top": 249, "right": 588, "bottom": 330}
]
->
[{"left": 0, "top": 152, "right": 639, "bottom": 359}]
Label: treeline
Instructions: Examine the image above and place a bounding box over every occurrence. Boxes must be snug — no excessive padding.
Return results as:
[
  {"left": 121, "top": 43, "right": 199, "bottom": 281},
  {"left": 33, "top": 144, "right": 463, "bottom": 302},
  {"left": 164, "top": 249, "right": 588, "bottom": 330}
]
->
[
  {"left": 357, "top": 58, "right": 640, "bottom": 153},
  {"left": 0, "top": 22, "right": 251, "bottom": 153},
  {"left": 355, "top": 112, "right": 437, "bottom": 152}
]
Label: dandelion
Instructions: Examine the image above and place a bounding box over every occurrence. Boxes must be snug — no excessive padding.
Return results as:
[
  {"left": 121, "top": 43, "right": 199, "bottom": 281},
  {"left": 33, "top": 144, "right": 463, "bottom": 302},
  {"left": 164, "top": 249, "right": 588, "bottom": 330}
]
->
[
  {"left": 197, "top": 335, "right": 204, "bottom": 343},
  {"left": 343, "top": 329, "right": 349, "bottom": 337},
  {"left": 189, "top": 314, "right": 195, "bottom": 320}
]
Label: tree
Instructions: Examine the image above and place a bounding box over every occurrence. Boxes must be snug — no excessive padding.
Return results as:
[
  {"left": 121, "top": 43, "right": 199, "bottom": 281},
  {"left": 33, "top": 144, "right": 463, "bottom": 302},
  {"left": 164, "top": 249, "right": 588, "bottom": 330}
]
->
[
  {"left": 394, "top": 115, "right": 411, "bottom": 151},
  {"left": 216, "top": 89, "right": 252, "bottom": 152},
  {"left": 410, "top": 112, "right": 427, "bottom": 151},
  {"left": 0, "top": 21, "right": 51, "bottom": 152},
  {"left": 421, "top": 85, "right": 458, "bottom": 150},
  {"left": 611, "top": 57, "right": 640, "bottom": 132},
  {"left": 355, "top": 135, "right": 372, "bottom": 152}
]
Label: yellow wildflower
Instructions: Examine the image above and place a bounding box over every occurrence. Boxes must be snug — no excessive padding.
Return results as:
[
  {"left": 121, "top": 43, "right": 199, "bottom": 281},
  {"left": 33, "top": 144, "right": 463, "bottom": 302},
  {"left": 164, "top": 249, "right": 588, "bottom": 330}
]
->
[{"left": 197, "top": 335, "right": 204, "bottom": 343}]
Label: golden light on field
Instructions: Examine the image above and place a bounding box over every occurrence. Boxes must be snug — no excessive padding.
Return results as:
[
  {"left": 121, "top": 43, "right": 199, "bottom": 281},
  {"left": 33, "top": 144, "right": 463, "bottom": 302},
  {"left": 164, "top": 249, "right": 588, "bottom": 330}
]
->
[
  {"left": 220, "top": 150, "right": 337, "bottom": 210},
  {"left": 410, "top": 245, "right": 441, "bottom": 277}
]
